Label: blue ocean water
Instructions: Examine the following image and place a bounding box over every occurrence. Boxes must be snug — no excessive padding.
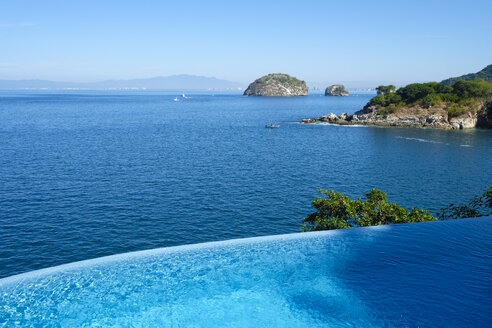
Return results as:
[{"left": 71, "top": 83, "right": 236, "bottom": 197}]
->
[
  {"left": 1, "top": 218, "right": 491, "bottom": 327},
  {"left": 0, "top": 90, "right": 492, "bottom": 278}
]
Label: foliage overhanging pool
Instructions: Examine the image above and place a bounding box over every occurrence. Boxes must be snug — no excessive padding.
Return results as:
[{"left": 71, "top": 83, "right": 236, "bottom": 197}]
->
[{"left": 1, "top": 218, "right": 491, "bottom": 327}]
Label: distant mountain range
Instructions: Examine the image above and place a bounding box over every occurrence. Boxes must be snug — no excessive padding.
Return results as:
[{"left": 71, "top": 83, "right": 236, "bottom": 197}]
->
[
  {"left": 0, "top": 75, "right": 244, "bottom": 90},
  {"left": 5, "top": 66, "right": 490, "bottom": 91},
  {"left": 441, "top": 65, "right": 492, "bottom": 85}
]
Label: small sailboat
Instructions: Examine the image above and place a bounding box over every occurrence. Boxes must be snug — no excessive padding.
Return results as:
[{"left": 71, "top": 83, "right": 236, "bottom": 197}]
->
[{"left": 173, "top": 97, "right": 179, "bottom": 101}]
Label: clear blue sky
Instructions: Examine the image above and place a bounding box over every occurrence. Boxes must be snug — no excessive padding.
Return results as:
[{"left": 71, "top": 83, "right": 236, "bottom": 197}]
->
[{"left": 1, "top": 0, "right": 491, "bottom": 85}]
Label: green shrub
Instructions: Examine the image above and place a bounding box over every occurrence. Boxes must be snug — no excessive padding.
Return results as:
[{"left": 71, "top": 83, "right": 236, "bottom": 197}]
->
[
  {"left": 376, "top": 85, "right": 396, "bottom": 95},
  {"left": 369, "top": 93, "right": 402, "bottom": 108},
  {"left": 386, "top": 93, "right": 402, "bottom": 104},
  {"left": 439, "top": 93, "right": 459, "bottom": 102},
  {"left": 379, "top": 104, "right": 398, "bottom": 115},
  {"left": 301, "top": 189, "right": 436, "bottom": 231},
  {"left": 369, "top": 95, "right": 386, "bottom": 106},
  {"left": 420, "top": 94, "right": 442, "bottom": 108},
  {"left": 397, "top": 83, "right": 435, "bottom": 103},
  {"left": 366, "top": 80, "right": 492, "bottom": 115},
  {"left": 453, "top": 79, "right": 492, "bottom": 98},
  {"left": 302, "top": 187, "right": 492, "bottom": 232},
  {"left": 446, "top": 103, "right": 466, "bottom": 118},
  {"left": 424, "top": 82, "right": 453, "bottom": 94},
  {"left": 438, "top": 187, "right": 492, "bottom": 219}
]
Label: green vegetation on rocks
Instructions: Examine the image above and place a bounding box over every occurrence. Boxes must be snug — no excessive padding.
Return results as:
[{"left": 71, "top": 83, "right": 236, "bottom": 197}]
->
[
  {"left": 367, "top": 79, "right": 492, "bottom": 118},
  {"left": 325, "top": 84, "right": 349, "bottom": 96},
  {"left": 243, "top": 73, "right": 307, "bottom": 97},
  {"left": 300, "top": 65, "right": 492, "bottom": 129},
  {"left": 376, "top": 85, "right": 396, "bottom": 96}
]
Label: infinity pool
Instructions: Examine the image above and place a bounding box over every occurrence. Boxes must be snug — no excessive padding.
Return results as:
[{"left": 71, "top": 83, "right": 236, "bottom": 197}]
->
[{"left": 1, "top": 218, "right": 491, "bottom": 327}]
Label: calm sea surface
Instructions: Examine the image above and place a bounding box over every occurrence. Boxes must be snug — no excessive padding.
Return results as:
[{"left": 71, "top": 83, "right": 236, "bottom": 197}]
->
[{"left": 1, "top": 90, "right": 491, "bottom": 278}]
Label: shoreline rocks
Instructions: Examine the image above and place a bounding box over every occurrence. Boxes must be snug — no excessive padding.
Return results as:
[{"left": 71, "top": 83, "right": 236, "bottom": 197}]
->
[
  {"left": 301, "top": 103, "right": 492, "bottom": 130},
  {"left": 325, "top": 85, "right": 349, "bottom": 96},
  {"left": 244, "top": 73, "right": 307, "bottom": 97}
]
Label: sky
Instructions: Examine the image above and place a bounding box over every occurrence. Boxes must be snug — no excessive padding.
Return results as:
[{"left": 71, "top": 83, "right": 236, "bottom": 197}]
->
[{"left": 1, "top": 0, "right": 491, "bottom": 86}]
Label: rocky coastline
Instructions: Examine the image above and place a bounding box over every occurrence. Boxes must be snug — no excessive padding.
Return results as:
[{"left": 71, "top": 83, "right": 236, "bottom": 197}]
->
[{"left": 301, "top": 103, "right": 492, "bottom": 130}]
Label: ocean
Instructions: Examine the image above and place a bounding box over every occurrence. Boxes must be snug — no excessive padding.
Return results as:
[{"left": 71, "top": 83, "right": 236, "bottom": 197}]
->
[{"left": 1, "top": 90, "right": 491, "bottom": 278}]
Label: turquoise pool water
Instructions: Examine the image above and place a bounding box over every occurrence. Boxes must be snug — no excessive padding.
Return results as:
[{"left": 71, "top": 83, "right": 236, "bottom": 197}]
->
[{"left": 1, "top": 217, "right": 491, "bottom": 327}]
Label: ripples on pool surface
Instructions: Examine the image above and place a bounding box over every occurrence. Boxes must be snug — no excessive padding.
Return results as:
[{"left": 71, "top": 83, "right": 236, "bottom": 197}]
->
[{"left": 1, "top": 218, "right": 491, "bottom": 327}]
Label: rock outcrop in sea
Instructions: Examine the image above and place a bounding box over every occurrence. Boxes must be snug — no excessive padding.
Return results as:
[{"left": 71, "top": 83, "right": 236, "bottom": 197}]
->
[
  {"left": 301, "top": 102, "right": 492, "bottom": 130},
  {"left": 243, "top": 73, "right": 307, "bottom": 97},
  {"left": 325, "top": 85, "right": 349, "bottom": 96},
  {"left": 305, "top": 72, "right": 492, "bottom": 130}
]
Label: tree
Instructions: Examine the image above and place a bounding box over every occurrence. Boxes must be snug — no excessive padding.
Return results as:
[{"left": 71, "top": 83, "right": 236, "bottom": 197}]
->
[
  {"left": 302, "top": 187, "right": 492, "bottom": 232},
  {"left": 425, "top": 82, "right": 453, "bottom": 94},
  {"left": 376, "top": 85, "right": 396, "bottom": 96},
  {"left": 438, "top": 187, "right": 492, "bottom": 219},
  {"left": 420, "top": 93, "right": 442, "bottom": 108},
  {"left": 452, "top": 79, "right": 492, "bottom": 99},
  {"left": 396, "top": 83, "right": 435, "bottom": 103},
  {"left": 368, "top": 93, "right": 402, "bottom": 107},
  {"left": 302, "top": 189, "right": 436, "bottom": 231}
]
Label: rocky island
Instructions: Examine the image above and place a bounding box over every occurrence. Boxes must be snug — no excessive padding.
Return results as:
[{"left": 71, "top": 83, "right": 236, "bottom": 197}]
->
[
  {"left": 302, "top": 72, "right": 492, "bottom": 129},
  {"left": 325, "top": 84, "right": 349, "bottom": 96},
  {"left": 244, "top": 73, "right": 307, "bottom": 96}
]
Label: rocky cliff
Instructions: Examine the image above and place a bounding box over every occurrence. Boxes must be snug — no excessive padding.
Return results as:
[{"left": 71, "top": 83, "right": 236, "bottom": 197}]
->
[
  {"left": 301, "top": 101, "right": 492, "bottom": 130},
  {"left": 325, "top": 85, "right": 349, "bottom": 96},
  {"left": 243, "top": 73, "right": 307, "bottom": 96}
]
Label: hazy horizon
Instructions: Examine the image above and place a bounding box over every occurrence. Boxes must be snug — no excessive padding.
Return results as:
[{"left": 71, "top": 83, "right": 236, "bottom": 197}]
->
[
  {"left": 0, "top": 73, "right": 433, "bottom": 90},
  {"left": 1, "top": 0, "right": 491, "bottom": 85}
]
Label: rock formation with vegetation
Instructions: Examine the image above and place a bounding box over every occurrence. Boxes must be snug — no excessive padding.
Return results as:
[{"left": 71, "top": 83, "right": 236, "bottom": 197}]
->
[
  {"left": 243, "top": 73, "right": 307, "bottom": 96},
  {"left": 376, "top": 85, "right": 395, "bottom": 96},
  {"left": 325, "top": 84, "right": 349, "bottom": 96},
  {"left": 302, "top": 79, "right": 492, "bottom": 129}
]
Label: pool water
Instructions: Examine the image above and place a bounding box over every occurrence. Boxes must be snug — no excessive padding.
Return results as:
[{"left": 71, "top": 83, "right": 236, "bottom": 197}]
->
[{"left": 1, "top": 217, "right": 491, "bottom": 327}]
